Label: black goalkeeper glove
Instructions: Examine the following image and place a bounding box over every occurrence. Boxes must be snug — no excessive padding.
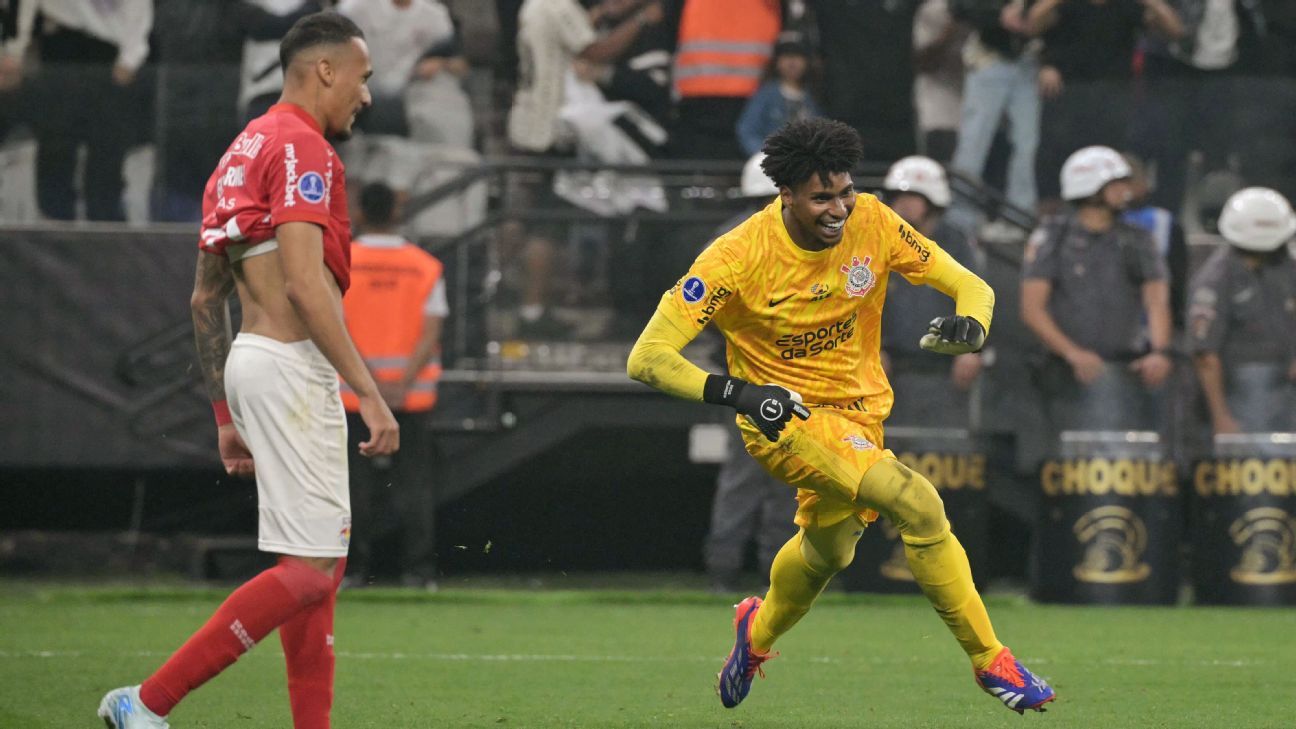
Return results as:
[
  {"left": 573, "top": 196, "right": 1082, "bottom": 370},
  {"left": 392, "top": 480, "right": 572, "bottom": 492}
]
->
[
  {"left": 704, "top": 375, "right": 810, "bottom": 442},
  {"left": 919, "top": 315, "right": 987, "bottom": 355}
]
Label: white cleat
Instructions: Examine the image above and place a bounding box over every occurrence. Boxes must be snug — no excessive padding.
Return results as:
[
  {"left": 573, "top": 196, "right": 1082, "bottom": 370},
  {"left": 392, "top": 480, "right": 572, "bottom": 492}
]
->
[{"left": 97, "top": 686, "right": 170, "bottom": 728}]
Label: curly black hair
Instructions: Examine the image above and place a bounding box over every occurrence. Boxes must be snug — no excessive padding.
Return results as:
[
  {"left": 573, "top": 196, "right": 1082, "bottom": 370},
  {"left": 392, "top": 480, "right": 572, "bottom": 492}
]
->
[{"left": 760, "top": 118, "right": 863, "bottom": 190}]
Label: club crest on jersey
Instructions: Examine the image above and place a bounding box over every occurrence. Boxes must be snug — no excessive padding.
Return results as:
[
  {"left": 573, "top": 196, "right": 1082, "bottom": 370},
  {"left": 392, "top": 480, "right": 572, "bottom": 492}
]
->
[
  {"left": 842, "top": 434, "right": 875, "bottom": 451},
  {"left": 681, "top": 276, "right": 707, "bottom": 303},
  {"left": 298, "top": 172, "right": 326, "bottom": 204},
  {"left": 840, "top": 256, "right": 875, "bottom": 298}
]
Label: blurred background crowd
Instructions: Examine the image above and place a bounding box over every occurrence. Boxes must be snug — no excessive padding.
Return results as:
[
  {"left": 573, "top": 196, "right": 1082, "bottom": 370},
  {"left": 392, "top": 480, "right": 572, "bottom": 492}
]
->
[{"left": 3, "top": 0, "right": 1296, "bottom": 590}]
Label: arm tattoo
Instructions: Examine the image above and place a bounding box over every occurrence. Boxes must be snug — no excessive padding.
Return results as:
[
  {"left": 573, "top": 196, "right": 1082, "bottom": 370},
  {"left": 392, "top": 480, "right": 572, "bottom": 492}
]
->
[{"left": 192, "top": 253, "right": 236, "bottom": 401}]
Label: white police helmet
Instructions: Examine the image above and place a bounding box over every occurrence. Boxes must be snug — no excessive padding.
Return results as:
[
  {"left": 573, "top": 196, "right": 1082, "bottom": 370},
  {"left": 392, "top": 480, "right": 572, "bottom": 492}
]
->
[
  {"left": 1218, "top": 187, "right": 1296, "bottom": 252},
  {"left": 884, "top": 155, "right": 951, "bottom": 208},
  {"left": 741, "top": 153, "right": 779, "bottom": 197},
  {"left": 1060, "top": 146, "right": 1132, "bottom": 201}
]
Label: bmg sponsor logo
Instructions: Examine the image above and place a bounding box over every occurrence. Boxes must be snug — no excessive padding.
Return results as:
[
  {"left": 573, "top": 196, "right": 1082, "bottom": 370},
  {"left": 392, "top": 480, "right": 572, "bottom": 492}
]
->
[
  {"left": 693, "top": 285, "right": 731, "bottom": 326},
  {"left": 898, "top": 223, "right": 931, "bottom": 262},
  {"left": 776, "top": 312, "right": 857, "bottom": 359}
]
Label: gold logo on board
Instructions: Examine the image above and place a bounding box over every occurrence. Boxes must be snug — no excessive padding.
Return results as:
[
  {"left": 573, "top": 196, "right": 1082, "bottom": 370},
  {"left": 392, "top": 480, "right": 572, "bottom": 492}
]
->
[
  {"left": 1229, "top": 508, "right": 1296, "bottom": 585},
  {"left": 1072, "top": 506, "right": 1152, "bottom": 583}
]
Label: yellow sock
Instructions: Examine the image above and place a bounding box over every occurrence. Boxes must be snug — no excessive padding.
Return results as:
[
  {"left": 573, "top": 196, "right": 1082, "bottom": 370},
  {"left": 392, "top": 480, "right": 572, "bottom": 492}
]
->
[
  {"left": 749, "top": 534, "right": 833, "bottom": 654},
  {"left": 902, "top": 528, "right": 1003, "bottom": 670}
]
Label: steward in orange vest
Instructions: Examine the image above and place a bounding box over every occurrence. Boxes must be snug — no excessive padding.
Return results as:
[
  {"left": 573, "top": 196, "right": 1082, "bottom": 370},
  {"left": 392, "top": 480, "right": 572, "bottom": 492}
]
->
[
  {"left": 341, "top": 190, "right": 447, "bottom": 414},
  {"left": 672, "top": 0, "right": 781, "bottom": 100}
]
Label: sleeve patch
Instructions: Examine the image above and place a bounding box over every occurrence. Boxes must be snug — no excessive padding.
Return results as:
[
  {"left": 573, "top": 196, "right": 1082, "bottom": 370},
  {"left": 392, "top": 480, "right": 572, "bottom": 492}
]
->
[{"left": 681, "top": 276, "right": 707, "bottom": 303}]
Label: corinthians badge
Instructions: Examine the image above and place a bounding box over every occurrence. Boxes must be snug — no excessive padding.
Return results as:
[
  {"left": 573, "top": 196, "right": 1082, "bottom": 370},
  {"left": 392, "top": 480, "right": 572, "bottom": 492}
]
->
[{"left": 840, "top": 256, "right": 876, "bottom": 298}]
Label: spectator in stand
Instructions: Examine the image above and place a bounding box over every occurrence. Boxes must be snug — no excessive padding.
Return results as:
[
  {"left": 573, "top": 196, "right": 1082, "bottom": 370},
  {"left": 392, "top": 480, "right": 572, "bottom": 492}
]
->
[
  {"left": 814, "top": 0, "right": 918, "bottom": 162},
  {"left": 1189, "top": 187, "right": 1296, "bottom": 436},
  {"left": 0, "top": 0, "right": 152, "bottom": 221},
  {"left": 505, "top": 0, "right": 663, "bottom": 338},
  {"left": 1021, "top": 146, "right": 1173, "bottom": 435},
  {"left": 1026, "top": 0, "right": 1182, "bottom": 210},
  {"left": 1128, "top": 0, "right": 1270, "bottom": 215},
  {"left": 671, "top": 0, "right": 781, "bottom": 160},
  {"left": 239, "top": 0, "right": 320, "bottom": 124},
  {"left": 948, "top": 0, "right": 1038, "bottom": 224},
  {"left": 912, "top": 0, "right": 968, "bottom": 163},
  {"left": 880, "top": 156, "right": 985, "bottom": 426},
  {"left": 154, "top": 0, "right": 319, "bottom": 222},
  {"left": 340, "top": 0, "right": 474, "bottom": 147},
  {"left": 735, "top": 34, "right": 822, "bottom": 158},
  {"left": 589, "top": 0, "right": 674, "bottom": 132}
]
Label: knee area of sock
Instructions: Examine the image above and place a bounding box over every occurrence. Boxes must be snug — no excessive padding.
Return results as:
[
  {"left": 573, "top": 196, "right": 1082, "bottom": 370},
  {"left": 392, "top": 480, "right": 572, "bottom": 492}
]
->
[
  {"left": 885, "top": 464, "right": 947, "bottom": 541},
  {"left": 798, "top": 538, "right": 855, "bottom": 575},
  {"left": 814, "top": 549, "right": 855, "bottom": 574},
  {"left": 274, "top": 559, "right": 337, "bottom": 607}
]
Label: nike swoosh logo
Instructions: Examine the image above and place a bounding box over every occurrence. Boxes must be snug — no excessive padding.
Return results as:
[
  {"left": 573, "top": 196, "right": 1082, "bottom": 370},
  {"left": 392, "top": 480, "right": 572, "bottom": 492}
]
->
[{"left": 768, "top": 294, "right": 794, "bottom": 307}]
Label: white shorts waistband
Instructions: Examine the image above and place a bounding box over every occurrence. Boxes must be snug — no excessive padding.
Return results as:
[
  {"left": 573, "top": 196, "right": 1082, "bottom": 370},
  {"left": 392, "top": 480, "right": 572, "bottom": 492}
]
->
[{"left": 232, "top": 333, "right": 332, "bottom": 371}]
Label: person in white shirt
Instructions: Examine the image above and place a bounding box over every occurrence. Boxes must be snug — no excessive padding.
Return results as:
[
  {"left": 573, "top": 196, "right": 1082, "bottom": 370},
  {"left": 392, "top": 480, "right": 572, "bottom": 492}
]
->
[
  {"left": 339, "top": 0, "right": 473, "bottom": 147},
  {"left": 0, "top": 0, "right": 152, "bottom": 220}
]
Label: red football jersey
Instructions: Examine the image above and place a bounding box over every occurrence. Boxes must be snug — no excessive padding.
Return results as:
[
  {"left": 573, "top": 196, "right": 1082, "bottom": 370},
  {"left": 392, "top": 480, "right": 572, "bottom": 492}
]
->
[{"left": 198, "top": 103, "right": 353, "bottom": 292}]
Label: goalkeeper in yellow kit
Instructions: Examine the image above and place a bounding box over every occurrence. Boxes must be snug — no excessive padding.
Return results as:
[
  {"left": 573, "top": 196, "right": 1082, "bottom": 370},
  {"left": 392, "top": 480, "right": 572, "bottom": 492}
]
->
[{"left": 626, "top": 119, "right": 1055, "bottom": 714}]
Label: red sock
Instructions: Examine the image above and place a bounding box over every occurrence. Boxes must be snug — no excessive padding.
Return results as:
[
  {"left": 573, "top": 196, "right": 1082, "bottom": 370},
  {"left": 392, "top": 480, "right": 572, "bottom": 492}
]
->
[
  {"left": 279, "top": 558, "right": 346, "bottom": 729},
  {"left": 139, "top": 557, "right": 334, "bottom": 717}
]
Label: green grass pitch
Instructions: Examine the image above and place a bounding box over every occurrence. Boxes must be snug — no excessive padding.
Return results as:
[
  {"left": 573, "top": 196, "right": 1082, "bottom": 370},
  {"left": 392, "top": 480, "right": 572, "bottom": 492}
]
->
[{"left": 1, "top": 584, "right": 1293, "bottom": 728}]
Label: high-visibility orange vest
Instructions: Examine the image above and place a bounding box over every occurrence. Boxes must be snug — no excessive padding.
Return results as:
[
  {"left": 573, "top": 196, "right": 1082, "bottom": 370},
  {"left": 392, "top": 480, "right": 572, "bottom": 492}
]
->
[
  {"left": 341, "top": 239, "right": 445, "bottom": 413},
  {"left": 672, "top": 0, "right": 780, "bottom": 99}
]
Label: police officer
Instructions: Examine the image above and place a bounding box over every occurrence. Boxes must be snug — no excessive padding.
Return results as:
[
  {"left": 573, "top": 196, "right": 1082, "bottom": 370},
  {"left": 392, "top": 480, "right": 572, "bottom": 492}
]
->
[
  {"left": 1189, "top": 187, "right": 1296, "bottom": 435},
  {"left": 881, "top": 155, "right": 985, "bottom": 426},
  {"left": 1020, "top": 145, "right": 1174, "bottom": 433},
  {"left": 702, "top": 153, "right": 798, "bottom": 592}
]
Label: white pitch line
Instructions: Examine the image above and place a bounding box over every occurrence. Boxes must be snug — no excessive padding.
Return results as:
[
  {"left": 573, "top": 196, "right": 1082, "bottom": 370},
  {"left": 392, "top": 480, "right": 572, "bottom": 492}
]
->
[{"left": 0, "top": 649, "right": 1275, "bottom": 669}]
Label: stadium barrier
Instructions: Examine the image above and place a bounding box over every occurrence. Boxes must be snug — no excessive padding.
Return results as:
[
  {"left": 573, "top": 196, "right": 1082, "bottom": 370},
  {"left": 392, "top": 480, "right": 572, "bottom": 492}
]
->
[
  {"left": 840, "top": 428, "right": 1004, "bottom": 593},
  {"left": 1192, "top": 433, "right": 1296, "bottom": 605},
  {"left": 1033, "top": 431, "right": 1182, "bottom": 605}
]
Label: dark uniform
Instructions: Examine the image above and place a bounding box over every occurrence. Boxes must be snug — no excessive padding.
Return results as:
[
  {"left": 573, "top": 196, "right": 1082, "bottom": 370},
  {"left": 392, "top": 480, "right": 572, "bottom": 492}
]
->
[
  {"left": 1188, "top": 245, "right": 1296, "bottom": 432},
  {"left": 882, "top": 218, "right": 981, "bottom": 426},
  {"left": 1022, "top": 214, "right": 1169, "bottom": 432}
]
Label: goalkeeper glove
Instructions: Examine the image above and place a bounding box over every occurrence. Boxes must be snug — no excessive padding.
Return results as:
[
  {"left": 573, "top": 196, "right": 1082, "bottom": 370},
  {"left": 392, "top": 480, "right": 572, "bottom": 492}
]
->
[
  {"left": 703, "top": 375, "right": 810, "bottom": 442},
  {"left": 919, "top": 315, "right": 986, "bottom": 355}
]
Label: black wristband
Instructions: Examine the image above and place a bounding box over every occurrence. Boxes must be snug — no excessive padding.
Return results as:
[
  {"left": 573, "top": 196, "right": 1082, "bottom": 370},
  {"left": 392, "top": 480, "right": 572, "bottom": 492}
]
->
[{"left": 703, "top": 374, "right": 744, "bottom": 406}]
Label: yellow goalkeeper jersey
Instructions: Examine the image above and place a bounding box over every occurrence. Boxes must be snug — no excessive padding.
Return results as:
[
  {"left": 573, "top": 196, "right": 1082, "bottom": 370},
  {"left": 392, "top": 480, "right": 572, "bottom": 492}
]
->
[{"left": 647, "top": 193, "right": 993, "bottom": 422}]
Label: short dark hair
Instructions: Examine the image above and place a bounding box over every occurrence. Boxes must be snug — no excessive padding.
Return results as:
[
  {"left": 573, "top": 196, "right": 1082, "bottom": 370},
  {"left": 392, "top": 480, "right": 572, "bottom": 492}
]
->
[
  {"left": 360, "top": 182, "right": 397, "bottom": 226},
  {"left": 760, "top": 118, "right": 863, "bottom": 190},
  {"left": 279, "top": 12, "right": 365, "bottom": 73}
]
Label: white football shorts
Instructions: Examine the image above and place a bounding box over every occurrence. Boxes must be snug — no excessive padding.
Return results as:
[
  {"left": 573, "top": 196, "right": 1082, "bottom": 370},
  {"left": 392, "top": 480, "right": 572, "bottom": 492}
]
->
[{"left": 225, "top": 333, "right": 351, "bottom": 557}]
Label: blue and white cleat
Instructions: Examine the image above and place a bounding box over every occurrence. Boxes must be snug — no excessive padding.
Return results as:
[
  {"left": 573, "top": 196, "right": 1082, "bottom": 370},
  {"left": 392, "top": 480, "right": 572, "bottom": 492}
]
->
[
  {"left": 975, "top": 647, "right": 1056, "bottom": 714},
  {"left": 717, "top": 596, "right": 774, "bottom": 708},
  {"left": 97, "top": 686, "right": 170, "bottom": 729}
]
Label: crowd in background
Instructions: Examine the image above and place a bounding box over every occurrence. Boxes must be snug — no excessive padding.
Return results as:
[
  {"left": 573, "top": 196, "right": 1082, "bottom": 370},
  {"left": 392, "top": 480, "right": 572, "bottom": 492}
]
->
[
  {"left": 2, "top": 0, "right": 1294, "bottom": 591},
  {"left": 1, "top": 1, "right": 1294, "bottom": 428},
  {"left": 0, "top": 0, "right": 1291, "bottom": 226}
]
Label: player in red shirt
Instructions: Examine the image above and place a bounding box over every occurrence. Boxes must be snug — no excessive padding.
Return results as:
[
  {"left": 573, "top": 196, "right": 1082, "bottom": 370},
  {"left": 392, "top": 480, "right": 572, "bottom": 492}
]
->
[{"left": 98, "top": 13, "right": 398, "bottom": 729}]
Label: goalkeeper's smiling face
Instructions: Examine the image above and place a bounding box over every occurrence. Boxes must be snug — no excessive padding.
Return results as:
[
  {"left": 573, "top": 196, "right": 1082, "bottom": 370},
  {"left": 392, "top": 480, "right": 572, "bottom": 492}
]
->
[{"left": 780, "top": 172, "right": 856, "bottom": 251}]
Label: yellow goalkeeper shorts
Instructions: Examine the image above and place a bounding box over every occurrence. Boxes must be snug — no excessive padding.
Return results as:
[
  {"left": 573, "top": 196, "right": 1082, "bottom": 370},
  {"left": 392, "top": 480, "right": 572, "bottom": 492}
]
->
[{"left": 737, "top": 405, "right": 889, "bottom": 529}]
